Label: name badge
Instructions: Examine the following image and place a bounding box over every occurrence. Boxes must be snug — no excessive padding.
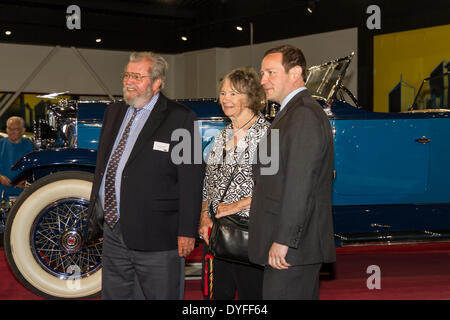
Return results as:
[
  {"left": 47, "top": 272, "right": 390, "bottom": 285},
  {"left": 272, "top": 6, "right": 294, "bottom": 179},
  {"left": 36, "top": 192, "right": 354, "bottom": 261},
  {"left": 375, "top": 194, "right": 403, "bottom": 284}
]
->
[{"left": 153, "top": 141, "right": 170, "bottom": 152}]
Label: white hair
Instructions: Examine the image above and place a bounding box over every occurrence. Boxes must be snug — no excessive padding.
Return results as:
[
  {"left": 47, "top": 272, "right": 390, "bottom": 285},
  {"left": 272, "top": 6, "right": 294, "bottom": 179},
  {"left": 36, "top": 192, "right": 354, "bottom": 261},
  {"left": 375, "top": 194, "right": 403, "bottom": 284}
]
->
[
  {"left": 128, "top": 52, "right": 168, "bottom": 89},
  {"left": 7, "top": 116, "right": 25, "bottom": 128}
]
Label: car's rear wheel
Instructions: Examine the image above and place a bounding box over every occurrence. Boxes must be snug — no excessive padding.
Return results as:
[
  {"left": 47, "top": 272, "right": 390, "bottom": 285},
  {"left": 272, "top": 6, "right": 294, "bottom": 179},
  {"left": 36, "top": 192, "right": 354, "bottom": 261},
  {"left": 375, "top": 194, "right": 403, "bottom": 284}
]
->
[{"left": 4, "top": 171, "right": 102, "bottom": 299}]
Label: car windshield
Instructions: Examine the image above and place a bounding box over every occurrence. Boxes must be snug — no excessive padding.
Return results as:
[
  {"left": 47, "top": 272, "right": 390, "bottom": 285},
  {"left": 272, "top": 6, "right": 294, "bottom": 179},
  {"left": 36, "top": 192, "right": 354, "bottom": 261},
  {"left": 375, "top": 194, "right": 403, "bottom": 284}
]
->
[
  {"left": 306, "top": 53, "right": 354, "bottom": 101},
  {"left": 411, "top": 72, "right": 450, "bottom": 111}
]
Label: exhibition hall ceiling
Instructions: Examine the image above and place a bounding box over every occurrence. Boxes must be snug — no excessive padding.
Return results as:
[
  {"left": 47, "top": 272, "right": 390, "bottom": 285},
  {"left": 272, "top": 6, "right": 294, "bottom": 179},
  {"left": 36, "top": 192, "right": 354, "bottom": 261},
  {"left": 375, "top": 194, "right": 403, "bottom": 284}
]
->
[{"left": 0, "top": 0, "right": 448, "bottom": 53}]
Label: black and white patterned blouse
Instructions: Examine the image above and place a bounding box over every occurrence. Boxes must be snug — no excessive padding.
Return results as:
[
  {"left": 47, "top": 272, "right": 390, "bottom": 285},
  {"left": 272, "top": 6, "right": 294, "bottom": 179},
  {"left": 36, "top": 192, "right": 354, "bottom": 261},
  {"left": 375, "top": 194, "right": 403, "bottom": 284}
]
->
[{"left": 202, "top": 113, "right": 270, "bottom": 218}]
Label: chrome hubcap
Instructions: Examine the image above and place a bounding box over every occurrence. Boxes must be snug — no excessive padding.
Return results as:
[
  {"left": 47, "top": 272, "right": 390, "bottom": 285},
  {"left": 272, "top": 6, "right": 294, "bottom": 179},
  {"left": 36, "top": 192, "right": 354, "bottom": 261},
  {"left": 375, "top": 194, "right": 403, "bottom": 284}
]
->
[{"left": 60, "top": 229, "right": 84, "bottom": 253}]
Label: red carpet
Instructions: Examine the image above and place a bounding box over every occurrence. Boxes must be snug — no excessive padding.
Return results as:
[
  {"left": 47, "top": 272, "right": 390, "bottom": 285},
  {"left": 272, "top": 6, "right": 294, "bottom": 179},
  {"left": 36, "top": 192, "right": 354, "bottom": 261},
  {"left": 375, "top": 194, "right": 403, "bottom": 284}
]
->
[
  {"left": 1, "top": 242, "right": 449, "bottom": 300},
  {"left": 0, "top": 248, "right": 42, "bottom": 300},
  {"left": 321, "top": 242, "right": 450, "bottom": 300}
]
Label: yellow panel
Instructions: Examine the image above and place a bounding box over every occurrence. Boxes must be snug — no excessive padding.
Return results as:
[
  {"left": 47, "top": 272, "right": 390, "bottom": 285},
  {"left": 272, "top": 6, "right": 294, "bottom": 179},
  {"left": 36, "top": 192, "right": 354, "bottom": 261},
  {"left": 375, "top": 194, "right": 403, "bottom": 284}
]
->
[{"left": 373, "top": 24, "right": 450, "bottom": 112}]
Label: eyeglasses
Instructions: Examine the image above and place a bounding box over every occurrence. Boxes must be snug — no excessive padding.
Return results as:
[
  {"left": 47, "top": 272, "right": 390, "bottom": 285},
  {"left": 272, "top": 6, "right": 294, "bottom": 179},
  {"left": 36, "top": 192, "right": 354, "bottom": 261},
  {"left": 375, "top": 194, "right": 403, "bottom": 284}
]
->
[{"left": 122, "top": 72, "right": 151, "bottom": 81}]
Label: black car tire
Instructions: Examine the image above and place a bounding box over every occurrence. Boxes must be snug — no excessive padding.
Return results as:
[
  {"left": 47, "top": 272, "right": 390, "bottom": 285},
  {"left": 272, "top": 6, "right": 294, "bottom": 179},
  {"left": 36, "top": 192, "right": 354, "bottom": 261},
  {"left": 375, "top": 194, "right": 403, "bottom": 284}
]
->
[{"left": 4, "top": 171, "right": 102, "bottom": 299}]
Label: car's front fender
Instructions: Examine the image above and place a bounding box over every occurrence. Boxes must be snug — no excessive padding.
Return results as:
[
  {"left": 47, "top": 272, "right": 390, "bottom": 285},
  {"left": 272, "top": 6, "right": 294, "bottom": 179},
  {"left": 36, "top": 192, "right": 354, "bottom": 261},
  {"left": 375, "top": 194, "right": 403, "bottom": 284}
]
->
[{"left": 11, "top": 148, "right": 97, "bottom": 183}]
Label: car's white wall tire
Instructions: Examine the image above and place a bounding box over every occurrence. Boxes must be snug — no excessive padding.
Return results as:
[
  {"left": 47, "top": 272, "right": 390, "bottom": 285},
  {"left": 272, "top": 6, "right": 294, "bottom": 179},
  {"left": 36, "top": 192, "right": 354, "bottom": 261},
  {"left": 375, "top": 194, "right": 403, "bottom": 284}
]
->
[{"left": 4, "top": 171, "right": 102, "bottom": 299}]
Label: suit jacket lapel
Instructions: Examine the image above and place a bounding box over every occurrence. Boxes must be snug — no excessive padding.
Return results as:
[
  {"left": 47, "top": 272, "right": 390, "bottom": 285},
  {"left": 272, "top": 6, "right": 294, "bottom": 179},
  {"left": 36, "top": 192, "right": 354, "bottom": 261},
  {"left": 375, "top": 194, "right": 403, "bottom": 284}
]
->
[
  {"left": 99, "top": 102, "right": 128, "bottom": 169},
  {"left": 268, "top": 89, "right": 306, "bottom": 133},
  {"left": 126, "top": 93, "right": 167, "bottom": 166},
  {"left": 255, "top": 90, "right": 308, "bottom": 179}
]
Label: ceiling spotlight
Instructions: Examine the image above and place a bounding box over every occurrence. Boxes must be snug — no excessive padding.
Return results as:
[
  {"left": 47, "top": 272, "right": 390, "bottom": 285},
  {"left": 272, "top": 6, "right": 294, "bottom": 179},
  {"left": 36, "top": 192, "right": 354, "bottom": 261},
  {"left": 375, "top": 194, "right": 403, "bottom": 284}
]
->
[
  {"left": 236, "top": 26, "right": 243, "bottom": 31},
  {"left": 181, "top": 36, "right": 188, "bottom": 41},
  {"left": 5, "top": 30, "right": 12, "bottom": 36},
  {"left": 95, "top": 38, "right": 102, "bottom": 43},
  {"left": 307, "top": 0, "right": 315, "bottom": 13}
]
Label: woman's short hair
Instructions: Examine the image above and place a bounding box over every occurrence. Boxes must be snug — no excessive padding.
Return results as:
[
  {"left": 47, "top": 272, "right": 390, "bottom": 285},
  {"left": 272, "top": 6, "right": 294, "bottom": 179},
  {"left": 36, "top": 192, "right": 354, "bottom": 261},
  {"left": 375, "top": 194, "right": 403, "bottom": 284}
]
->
[
  {"left": 218, "top": 67, "right": 266, "bottom": 114},
  {"left": 129, "top": 52, "right": 168, "bottom": 89}
]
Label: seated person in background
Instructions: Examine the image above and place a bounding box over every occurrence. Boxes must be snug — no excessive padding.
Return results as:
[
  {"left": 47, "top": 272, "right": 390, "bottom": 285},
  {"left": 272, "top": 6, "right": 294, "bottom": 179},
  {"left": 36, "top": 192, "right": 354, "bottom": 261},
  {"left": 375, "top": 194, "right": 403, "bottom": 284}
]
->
[{"left": 0, "top": 116, "right": 33, "bottom": 199}]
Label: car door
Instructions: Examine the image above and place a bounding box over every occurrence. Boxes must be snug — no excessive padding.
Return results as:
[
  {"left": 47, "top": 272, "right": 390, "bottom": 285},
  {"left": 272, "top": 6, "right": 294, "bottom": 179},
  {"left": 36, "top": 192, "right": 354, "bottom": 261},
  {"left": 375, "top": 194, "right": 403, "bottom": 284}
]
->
[{"left": 333, "top": 116, "right": 431, "bottom": 204}]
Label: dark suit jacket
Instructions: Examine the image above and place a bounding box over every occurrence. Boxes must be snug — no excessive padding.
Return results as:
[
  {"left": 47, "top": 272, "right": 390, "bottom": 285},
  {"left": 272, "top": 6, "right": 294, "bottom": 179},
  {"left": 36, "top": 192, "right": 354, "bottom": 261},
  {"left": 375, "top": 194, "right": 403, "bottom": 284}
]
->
[
  {"left": 87, "top": 94, "right": 204, "bottom": 251},
  {"left": 248, "top": 89, "right": 336, "bottom": 266}
]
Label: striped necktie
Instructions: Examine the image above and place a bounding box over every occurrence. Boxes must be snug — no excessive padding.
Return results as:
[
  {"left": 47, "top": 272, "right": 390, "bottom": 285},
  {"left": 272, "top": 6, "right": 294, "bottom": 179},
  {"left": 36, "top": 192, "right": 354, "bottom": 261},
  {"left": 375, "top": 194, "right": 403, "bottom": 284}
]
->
[{"left": 104, "top": 108, "right": 138, "bottom": 229}]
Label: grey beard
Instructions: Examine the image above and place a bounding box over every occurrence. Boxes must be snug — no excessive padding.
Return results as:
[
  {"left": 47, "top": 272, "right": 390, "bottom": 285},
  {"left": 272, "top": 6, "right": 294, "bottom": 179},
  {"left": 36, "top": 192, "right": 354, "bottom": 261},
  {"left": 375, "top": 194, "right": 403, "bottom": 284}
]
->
[{"left": 123, "top": 86, "right": 153, "bottom": 107}]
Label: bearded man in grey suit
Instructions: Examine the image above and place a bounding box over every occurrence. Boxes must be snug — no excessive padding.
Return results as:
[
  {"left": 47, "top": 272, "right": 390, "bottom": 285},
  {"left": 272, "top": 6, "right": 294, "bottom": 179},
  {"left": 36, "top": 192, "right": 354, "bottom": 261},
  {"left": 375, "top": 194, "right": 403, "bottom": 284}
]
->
[{"left": 249, "top": 45, "right": 336, "bottom": 300}]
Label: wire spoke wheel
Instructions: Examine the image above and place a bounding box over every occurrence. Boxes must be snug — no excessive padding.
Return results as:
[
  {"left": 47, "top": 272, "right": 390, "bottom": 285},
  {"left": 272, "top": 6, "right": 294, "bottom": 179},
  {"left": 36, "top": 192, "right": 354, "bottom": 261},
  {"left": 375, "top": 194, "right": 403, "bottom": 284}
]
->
[
  {"left": 4, "top": 171, "right": 102, "bottom": 299},
  {"left": 31, "top": 198, "right": 102, "bottom": 280}
]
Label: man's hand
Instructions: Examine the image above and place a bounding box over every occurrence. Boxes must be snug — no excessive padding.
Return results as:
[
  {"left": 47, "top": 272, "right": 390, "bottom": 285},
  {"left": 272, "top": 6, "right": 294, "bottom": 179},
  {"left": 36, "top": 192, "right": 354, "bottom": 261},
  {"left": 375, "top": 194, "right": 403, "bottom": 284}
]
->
[
  {"left": 268, "top": 242, "right": 291, "bottom": 270},
  {"left": 0, "top": 175, "right": 12, "bottom": 187},
  {"left": 177, "top": 236, "right": 195, "bottom": 257}
]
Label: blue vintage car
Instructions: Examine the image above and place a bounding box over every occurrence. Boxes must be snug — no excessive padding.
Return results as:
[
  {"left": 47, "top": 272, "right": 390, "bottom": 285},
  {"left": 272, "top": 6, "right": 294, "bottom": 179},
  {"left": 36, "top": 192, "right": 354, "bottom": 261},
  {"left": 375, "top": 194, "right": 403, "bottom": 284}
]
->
[{"left": 3, "top": 54, "right": 450, "bottom": 299}]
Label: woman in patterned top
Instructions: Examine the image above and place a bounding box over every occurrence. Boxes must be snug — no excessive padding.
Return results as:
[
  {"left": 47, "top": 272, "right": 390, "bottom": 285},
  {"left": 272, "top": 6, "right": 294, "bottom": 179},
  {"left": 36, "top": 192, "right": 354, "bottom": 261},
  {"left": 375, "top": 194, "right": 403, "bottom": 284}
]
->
[{"left": 199, "top": 67, "right": 270, "bottom": 300}]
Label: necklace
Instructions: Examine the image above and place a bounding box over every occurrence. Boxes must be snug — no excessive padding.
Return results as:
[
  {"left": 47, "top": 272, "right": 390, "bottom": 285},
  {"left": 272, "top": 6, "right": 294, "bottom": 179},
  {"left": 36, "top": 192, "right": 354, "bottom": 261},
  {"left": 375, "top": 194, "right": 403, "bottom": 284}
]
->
[
  {"left": 232, "top": 114, "right": 256, "bottom": 136},
  {"left": 224, "top": 114, "right": 256, "bottom": 152},
  {"left": 221, "top": 114, "right": 256, "bottom": 166}
]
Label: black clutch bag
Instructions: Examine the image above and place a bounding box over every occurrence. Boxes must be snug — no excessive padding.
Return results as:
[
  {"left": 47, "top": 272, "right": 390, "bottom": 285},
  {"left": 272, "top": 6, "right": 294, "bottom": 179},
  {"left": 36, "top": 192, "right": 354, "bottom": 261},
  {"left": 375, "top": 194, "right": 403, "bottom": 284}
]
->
[{"left": 209, "top": 203, "right": 250, "bottom": 264}]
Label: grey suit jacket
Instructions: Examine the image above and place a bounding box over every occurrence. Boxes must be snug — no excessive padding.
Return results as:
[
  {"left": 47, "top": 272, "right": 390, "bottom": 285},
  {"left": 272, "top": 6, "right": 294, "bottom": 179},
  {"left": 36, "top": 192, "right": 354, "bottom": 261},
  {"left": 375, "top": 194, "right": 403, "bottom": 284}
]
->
[{"left": 248, "top": 89, "right": 336, "bottom": 266}]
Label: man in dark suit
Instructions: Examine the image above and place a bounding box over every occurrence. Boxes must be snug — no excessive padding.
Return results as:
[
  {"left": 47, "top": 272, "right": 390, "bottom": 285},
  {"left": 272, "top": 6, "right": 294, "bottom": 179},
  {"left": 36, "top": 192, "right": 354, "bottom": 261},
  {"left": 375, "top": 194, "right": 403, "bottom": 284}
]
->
[
  {"left": 249, "top": 45, "right": 336, "bottom": 299},
  {"left": 87, "top": 52, "right": 204, "bottom": 299}
]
